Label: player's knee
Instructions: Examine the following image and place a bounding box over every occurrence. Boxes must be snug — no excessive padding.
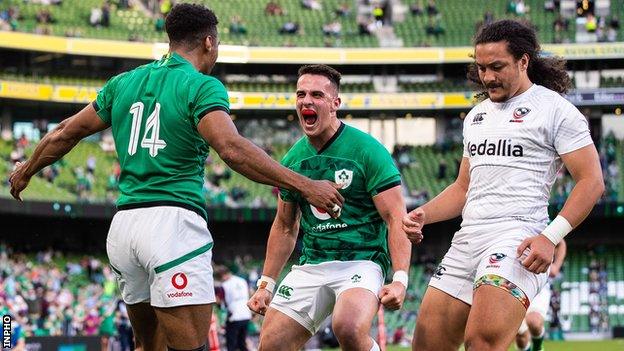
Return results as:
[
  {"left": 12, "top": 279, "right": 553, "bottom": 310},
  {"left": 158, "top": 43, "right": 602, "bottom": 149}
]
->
[
  {"left": 525, "top": 312, "right": 544, "bottom": 334},
  {"left": 464, "top": 330, "right": 501, "bottom": 351},
  {"left": 258, "top": 331, "right": 280, "bottom": 351},
  {"left": 515, "top": 333, "right": 529, "bottom": 349},
  {"left": 332, "top": 319, "right": 368, "bottom": 347}
]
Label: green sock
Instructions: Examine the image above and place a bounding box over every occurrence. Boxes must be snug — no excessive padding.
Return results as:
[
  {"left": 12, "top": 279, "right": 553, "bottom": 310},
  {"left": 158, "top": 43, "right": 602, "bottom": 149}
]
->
[{"left": 531, "top": 335, "right": 544, "bottom": 351}]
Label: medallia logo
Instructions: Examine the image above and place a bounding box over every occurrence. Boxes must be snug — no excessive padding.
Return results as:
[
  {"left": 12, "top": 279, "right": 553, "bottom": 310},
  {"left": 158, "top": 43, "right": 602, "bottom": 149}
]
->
[
  {"left": 467, "top": 139, "right": 524, "bottom": 157},
  {"left": 167, "top": 272, "right": 193, "bottom": 299}
]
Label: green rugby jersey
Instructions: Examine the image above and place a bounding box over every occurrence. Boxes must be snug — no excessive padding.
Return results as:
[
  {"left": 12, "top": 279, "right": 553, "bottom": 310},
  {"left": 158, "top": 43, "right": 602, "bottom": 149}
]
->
[
  {"left": 280, "top": 123, "right": 401, "bottom": 276},
  {"left": 94, "top": 52, "right": 229, "bottom": 220}
]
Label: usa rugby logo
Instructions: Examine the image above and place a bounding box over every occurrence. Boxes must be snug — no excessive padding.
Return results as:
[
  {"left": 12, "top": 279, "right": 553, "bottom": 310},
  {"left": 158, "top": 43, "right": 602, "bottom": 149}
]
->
[
  {"left": 489, "top": 253, "right": 507, "bottom": 264},
  {"left": 511, "top": 107, "right": 530, "bottom": 123},
  {"left": 310, "top": 205, "right": 331, "bottom": 220}
]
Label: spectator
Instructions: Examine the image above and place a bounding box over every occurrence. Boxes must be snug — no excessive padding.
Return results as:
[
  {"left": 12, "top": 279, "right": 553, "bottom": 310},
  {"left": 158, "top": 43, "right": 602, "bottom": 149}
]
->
[
  {"left": 160, "top": 0, "right": 173, "bottom": 16},
  {"left": 483, "top": 11, "right": 494, "bottom": 25},
  {"left": 586, "top": 13, "right": 597, "bottom": 33},
  {"left": 426, "top": 0, "right": 438, "bottom": 16},
  {"left": 335, "top": 2, "right": 350, "bottom": 17},
  {"left": 437, "top": 159, "right": 447, "bottom": 179},
  {"left": 279, "top": 21, "right": 300, "bottom": 34},
  {"left": 36, "top": 9, "right": 54, "bottom": 24},
  {"left": 229, "top": 15, "right": 247, "bottom": 35},
  {"left": 89, "top": 7, "right": 102, "bottom": 27},
  {"left": 426, "top": 14, "right": 445, "bottom": 37},
  {"left": 373, "top": 5, "right": 384, "bottom": 26},
  {"left": 410, "top": 0, "right": 424, "bottom": 15},
  {"left": 101, "top": 3, "right": 110, "bottom": 27},
  {"left": 392, "top": 326, "right": 405, "bottom": 345},
  {"left": 265, "top": 1, "right": 284, "bottom": 16},
  {"left": 155, "top": 13, "right": 165, "bottom": 31},
  {"left": 215, "top": 266, "right": 252, "bottom": 351},
  {"left": 357, "top": 15, "right": 375, "bottom": 35},
  {"left": 301, "top": 0, "right": 322, "bottom": 10},
  {"left": 322, "top": 19, "right": 341, "bottom": 36},
  {"left": 86, "top": 155, "right": 96, "bottom": 176}
]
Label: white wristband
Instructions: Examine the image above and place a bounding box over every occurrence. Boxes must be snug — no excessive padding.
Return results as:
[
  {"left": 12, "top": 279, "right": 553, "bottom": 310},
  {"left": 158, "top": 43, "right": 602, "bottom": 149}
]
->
[
  {"left": 541, "top": 215, "right": 572, "bottom": 245},
  {"left": 392, "top": 270, "right": 409, "bottom": 289},
  {"left": 256, "top": 275, "right": 276, "bottom": 294}
]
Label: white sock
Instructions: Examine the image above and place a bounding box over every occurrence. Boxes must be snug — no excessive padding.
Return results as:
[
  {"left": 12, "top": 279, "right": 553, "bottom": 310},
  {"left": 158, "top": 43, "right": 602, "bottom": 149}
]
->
[{"left": 369, "top": 338, "right": 380, "bottom": 351}]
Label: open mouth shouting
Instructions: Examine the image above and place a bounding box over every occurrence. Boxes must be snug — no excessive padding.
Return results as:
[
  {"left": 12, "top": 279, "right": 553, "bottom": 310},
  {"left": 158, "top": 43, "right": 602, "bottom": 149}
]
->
[{"left": 301, "top": 109, "right": 318, "bottom": 126}]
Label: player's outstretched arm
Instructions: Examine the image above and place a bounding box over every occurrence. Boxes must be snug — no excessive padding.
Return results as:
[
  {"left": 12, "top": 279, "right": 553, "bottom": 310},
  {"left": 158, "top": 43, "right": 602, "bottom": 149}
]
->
[
  {"left": 9, "top": 103, "right": 109, "bottom": 200},
  {"left": 198, "top": 110, "right": 344, "bottom": 217},
  {"left": 519, "top": 144, "right": 603, "bottom": 274},
  {"left": 403, "top": 157, "right": 470, "bottom": 238},
  {"left": 374, "top": 185, "right": 411, "bottom": 310},
  {"left": 247, "top": 197, "right": 300, "bottom": 315}
]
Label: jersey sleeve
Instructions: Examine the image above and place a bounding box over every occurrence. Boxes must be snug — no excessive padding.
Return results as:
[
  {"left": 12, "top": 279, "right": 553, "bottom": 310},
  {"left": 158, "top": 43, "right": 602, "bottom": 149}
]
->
[
  {"left": 365, "top": 140, "right": 402, "bottom": 196},
  {"left": 191, "top": 76, "right": 230, "bottom": 126},
  {"left": 278, "top": 153, "right": 297, "bottom": 202},
  {"left": 553, "top": 100, "right": 593, "bottom": 155},
  {"left": 462, "top": 114, "right": 470, "bottom": 158},
  {"left": 94, "top": 73, "right": 125, "bottom": 124}
]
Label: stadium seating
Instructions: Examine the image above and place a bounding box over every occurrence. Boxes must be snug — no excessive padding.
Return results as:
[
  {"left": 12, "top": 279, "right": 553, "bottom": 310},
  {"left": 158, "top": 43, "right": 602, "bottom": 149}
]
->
[
  {"left": 1, "top": 0, "right": 622, "bottom": 46},
  {"left": 559, "top": 247, "right": 624, "bottom": 332},
  {"left": 2, "top": 135, "right": 623, "bottom": 205}
]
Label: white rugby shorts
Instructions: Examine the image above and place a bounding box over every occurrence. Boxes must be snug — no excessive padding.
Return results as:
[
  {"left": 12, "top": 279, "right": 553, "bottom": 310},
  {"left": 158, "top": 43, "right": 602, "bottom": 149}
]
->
[
  {"left": 270, "top": 260, "right": 384, "bottom": 334},
  {"left": 106, "top": 206, "right": 215, "bottom": 308},
  {"left": 428, "top": 220, "right": 549, "bottom": 309}
]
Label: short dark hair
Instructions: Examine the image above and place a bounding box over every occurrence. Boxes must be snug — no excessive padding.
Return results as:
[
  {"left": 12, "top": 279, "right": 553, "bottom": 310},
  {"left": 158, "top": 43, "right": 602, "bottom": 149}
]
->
[
  {"left": 467, "top": 19, "right": 571, "bottom": 96},
  {"left": 298, "top": 64, "right": 342, "bottom": 92},
  {"left": 165, "top": 3, "right": 219, "bottom": 49}
]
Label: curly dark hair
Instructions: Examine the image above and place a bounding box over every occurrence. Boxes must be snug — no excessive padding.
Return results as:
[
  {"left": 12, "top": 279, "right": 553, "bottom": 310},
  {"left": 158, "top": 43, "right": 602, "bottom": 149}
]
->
[
  {"left": 165, "top": 3, "right": 219, "bottom": 49},
  {"left": 467, "top": 19, "right": 572, "bottom": 98},
  {"left": 298, "top": 64, "right": 342, "bottom": 92}
]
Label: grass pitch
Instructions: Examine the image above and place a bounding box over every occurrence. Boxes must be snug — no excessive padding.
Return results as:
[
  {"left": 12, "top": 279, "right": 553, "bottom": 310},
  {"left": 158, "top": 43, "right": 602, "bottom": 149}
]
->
[{"left": 323, "top": 339, "right": 624, "bottom": 350}]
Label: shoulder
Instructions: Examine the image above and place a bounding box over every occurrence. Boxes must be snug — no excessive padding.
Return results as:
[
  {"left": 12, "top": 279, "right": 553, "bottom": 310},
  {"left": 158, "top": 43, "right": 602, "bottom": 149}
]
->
[
  {"left": 531, "top": 85, "right": 580, "bottom": 118},
  {"left": 281, "top": 137, "right": 308, "bottom": 165},
  {"left": 464, "top": 100, "right": 490, "bottom": 125},
  {"left": 189, "top": 73, "right": 226, "bottom": 90},
  {"left": 343, "top": 124, "right": 387, "bottom": 152}
]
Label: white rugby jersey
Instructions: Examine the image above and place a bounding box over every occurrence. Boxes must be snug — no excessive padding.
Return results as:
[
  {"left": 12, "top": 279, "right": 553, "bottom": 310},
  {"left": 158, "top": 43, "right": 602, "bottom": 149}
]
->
[{"left": 461, "top": 84, "right": 593, "bottom": 227}]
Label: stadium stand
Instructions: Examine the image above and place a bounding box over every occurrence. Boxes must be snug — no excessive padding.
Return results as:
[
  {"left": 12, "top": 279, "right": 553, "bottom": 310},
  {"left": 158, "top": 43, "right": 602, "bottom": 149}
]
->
[{"left": 0, "top": 0, "right": 622, "bottom": 46}]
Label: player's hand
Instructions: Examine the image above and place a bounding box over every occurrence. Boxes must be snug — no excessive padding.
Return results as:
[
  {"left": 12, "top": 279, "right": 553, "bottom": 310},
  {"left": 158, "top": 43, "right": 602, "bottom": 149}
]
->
[
  {"left": 402, "top": 208, "right": 425, "bottom": 244},
  {"left": 8, "top": 161, "right": 31, "bottom": 201},
  {"left": 247, "top": 288, "right": 273, "bottom": 316},
  {"left": 301, "top": 180, "right": 345, "bottom": 218},
  {"left": 517, "top": 235, "right": 555, "bottom": 274},
  {"left": 379, "top": 281, "right": 406, "bottom": 311},
  {"left": 549, "top": 264, "right": 561, "bottom": 278}
]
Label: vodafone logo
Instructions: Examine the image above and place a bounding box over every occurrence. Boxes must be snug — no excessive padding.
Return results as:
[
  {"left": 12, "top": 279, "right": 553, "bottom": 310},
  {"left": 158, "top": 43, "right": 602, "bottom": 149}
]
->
[
  {"left": 171, "top": 273, "right": 188, "bottom": 290},
  {"left": 310, "top": 205, "right": 331, "bottom": 220}
]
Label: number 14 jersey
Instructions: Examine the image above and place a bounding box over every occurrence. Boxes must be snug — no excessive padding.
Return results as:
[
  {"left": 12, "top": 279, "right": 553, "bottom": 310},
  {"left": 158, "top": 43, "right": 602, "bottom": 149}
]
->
[{"left": 94, "top": 52, "right": 230, "bottom": 220}]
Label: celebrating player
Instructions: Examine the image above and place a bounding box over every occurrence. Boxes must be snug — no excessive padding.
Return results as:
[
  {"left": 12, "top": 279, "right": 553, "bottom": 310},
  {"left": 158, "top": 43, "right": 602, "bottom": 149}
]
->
[
  {"left": 8, "top": 4, "right": 344, "bottom": 351},
  {"left": 247, "top": 64, "right": 413, "bottom": 351},
  {"left": 403, "top": 19, "right": 604, "bottom": 350}
]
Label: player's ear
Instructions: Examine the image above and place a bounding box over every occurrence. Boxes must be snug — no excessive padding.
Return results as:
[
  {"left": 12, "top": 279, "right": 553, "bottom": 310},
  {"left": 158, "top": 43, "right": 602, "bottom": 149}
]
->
[
  {"left": 204, "top": 35, "right": 214, "bottom": 53},
  {"left": 333, "top": 96, "right": 341, "bottom": 110},
  {"left": 520, "top": 53, "right": 529, "bottom": 72}
]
